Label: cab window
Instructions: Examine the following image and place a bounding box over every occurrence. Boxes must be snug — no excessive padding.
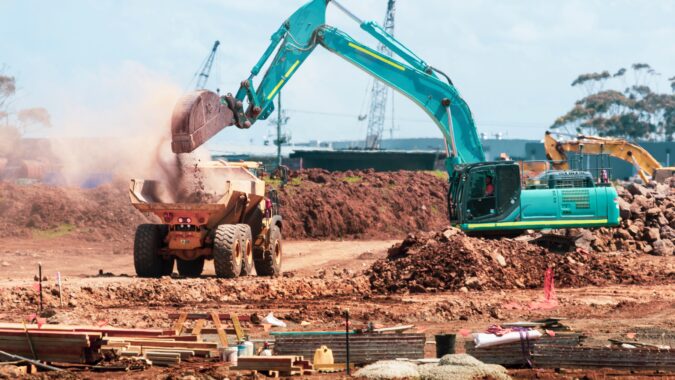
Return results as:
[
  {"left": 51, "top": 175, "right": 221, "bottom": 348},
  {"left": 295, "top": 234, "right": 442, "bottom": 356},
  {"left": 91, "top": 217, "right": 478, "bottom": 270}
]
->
[{"left": 466, "top": 169, "right": 496, "bottom": 219}]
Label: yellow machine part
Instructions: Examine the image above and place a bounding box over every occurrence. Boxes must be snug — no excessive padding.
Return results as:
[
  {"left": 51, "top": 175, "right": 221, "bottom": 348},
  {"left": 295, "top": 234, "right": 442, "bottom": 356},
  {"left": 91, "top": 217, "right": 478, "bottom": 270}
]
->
[{"left": 544, "top": 132, "right": 675, "bottom": 183}]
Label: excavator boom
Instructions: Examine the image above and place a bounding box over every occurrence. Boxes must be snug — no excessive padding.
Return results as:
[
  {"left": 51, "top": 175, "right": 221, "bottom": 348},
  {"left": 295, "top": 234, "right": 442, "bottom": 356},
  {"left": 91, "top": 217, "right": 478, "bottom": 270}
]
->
[
  {"left": 170, "top": 0, "right": 621, "bottom": 234},
  {"left": 170, "top": 0, "right": 485, "bottom": 172},
  {"left": 544, "top": 131, "right": 674, "bottom": 183}
]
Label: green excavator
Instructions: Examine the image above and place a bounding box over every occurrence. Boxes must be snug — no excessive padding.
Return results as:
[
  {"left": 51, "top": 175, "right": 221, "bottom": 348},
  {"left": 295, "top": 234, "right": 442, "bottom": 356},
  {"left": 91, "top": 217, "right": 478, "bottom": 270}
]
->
[{"left": 170, "top": 0, "right": 620, "bottom": 235}]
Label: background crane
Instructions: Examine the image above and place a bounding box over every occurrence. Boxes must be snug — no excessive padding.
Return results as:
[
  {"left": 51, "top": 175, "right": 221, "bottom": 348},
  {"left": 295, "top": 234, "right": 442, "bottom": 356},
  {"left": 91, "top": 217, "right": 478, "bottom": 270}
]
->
[
  {"left": 193, "top": 40, "right": 220, "bottom": 90},
  {"left": 364, "top": 0, "right": 396, "bottom": 150}
]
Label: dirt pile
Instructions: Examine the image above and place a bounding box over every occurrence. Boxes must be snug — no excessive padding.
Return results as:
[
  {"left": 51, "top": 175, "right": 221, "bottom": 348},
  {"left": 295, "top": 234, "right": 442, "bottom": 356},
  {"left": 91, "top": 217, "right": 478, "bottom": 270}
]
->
[
  {"left": 276, "top": 169, "right": 449, "bottom": 239},
  {"left": 0, "top": 181, "right": 149, "bottom": 241},
  {"left": 368, "top": 228, "right": 674, "bottom": 293},
  {"left": 576, "top": 181, "right": 674, "bottom": 255}
]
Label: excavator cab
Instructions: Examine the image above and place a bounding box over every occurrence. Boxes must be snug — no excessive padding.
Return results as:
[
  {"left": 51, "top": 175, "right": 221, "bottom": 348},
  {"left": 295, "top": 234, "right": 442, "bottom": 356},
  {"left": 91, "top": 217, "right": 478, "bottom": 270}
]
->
[
  {"left": 450, "top": 161, "right": 621, "bottom": 233},
  {"left": 449, "top": 161, "right": 521, "bottom": 225}
]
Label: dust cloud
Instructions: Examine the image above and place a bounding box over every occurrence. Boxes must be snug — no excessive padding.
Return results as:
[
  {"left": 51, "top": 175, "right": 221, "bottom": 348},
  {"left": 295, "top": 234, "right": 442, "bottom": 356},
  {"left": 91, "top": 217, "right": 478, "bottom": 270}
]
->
[{"left": 2, "top": 62, "right": 215, "bottom": 201}]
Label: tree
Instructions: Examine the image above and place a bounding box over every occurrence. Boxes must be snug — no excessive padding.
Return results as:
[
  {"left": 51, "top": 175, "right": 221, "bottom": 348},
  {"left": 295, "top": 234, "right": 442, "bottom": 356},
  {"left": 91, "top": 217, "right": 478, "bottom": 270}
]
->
[
  {"left": 0, "top": 67, "right": 51, "bottom": 135},
  {"left": 552, "top": 63, "right": 675, "bottom": 141}
]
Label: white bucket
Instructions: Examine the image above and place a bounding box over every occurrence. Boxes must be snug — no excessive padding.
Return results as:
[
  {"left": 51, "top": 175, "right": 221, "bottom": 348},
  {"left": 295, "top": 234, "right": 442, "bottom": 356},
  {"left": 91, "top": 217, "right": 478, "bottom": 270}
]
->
[{"left": 221, "top": 347, "right": 239, "bottom": 365}]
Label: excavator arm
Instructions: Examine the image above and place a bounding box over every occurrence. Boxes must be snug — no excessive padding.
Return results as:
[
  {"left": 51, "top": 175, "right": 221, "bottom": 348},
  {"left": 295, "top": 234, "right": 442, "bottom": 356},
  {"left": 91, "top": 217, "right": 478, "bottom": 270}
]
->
[
  {"left": 171, "top": 0, "right": 484, "bottom": 172},
  {"left": 544, "top": 131, "right": 673, "bottom": 183}
]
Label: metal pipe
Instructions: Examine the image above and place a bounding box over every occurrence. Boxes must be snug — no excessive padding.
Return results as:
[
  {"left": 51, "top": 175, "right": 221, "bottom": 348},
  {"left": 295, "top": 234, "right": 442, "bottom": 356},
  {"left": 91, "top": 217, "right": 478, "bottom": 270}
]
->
[
  {"left": 38, "top": 263, "right": 43, "bottom": 312},
  {"left": 345, "top": 309, "right": 351, "bottom": 376},
  {"left": 330, "top": 0, "right": 364, "bottom": 24},
  {"left": 445, "top": 106, "right": 458, "bottom": 159},
  {"left": 0, "top": 350, "right": 63, "bottom": 372}
]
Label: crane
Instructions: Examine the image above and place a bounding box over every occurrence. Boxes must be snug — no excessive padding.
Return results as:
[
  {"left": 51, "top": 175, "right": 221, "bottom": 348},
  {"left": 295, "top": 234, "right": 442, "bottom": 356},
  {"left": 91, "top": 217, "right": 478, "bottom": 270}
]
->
[
  {"left": 194, "top": 40, "right": 220, "bottom": 90},
  {"left": 364, "top": 0, "right": 396, "bottom": 149},
  {"left": 169, "top": 0, "right": 620, "bottom": 234}
]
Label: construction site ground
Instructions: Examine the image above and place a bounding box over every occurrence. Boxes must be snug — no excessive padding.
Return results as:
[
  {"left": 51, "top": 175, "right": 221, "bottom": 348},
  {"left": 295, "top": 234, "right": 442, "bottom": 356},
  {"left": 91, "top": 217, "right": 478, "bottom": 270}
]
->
[
  {"left": 0, "top": 171, "right": 673, "bottom": 378},
  {"left": 0, "top": 236, "right": 673, "bottom": 378}
]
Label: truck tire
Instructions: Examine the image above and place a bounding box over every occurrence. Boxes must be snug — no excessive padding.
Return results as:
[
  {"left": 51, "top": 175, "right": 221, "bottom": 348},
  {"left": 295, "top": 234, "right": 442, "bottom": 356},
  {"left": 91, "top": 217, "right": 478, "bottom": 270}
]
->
[
  {"left": 177, "top": 257, "right": 205, "bottom": 277},
  {"left": 237, "top": 224, "right": 254, "bottom": 276},
  {"left": 254, "top": 225, "right": 282, "bottom": 277},
  {"left": 134, "top": 224, "right": 173, "bottom": 278},
  {"left": 213, "top": 224, "right": 242, "bottom": 278}
]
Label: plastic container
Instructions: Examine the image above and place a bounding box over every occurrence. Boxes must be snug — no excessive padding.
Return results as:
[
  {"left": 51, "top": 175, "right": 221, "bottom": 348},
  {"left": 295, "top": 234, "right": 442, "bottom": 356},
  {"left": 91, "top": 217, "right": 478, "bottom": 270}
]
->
[
  {"left": 244, "top": 341, "right": 254, "bottom": 356},
  {"left": 237, "top": 343, "right": 247, "bottom": 357},
  {"left": 313, "top": 345, "right": 334, "bottom": 365},
  {"left": 221, "top": 347, "right": 238, "bottom": 365},
  {"left": 435, "top": 334, "right": 457, "bottom": 358}
]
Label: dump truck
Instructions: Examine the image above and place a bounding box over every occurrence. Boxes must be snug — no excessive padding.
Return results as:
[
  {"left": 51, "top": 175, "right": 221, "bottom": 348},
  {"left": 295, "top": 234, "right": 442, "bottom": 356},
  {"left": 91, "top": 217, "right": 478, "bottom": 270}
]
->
[{"left": 129, "top": 161, "right": 282, "bottom": 278}]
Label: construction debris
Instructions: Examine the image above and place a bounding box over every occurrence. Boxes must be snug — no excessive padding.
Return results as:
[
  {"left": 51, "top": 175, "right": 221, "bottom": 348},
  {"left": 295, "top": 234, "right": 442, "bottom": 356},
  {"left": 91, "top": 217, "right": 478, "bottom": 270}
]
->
[
  {"left": 464, "top": 333, "right": 584, "bottom": 367},
  {"left": 231, "top": 355, "right": 314, "bottom": 377},
  {"left": 368, "top": 228, "right": 674, "bottom": 293}
]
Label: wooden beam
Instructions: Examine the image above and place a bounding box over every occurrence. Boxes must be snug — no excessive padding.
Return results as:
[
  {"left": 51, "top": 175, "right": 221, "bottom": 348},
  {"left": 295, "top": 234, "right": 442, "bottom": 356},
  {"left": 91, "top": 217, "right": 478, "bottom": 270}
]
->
[
  {"left": 168, "top": 313, "right": 252, "bottom": 322},
  {"left": 173, "top": 313, "right": 188, "bottom": 336},
  {"left": 210, "top": 312, "right": 229, "bottom": 347}
]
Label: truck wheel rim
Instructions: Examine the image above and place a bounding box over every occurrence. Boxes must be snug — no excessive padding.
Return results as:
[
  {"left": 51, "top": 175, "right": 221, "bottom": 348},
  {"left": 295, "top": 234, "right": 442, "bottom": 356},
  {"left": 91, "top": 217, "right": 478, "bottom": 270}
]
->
[
  {"left": 273, "top": 241, "right": 281, "bottom": 265},
  {"left": 244, "top": 239, "right": 252, "bottom": 265},
  {"left": 234, "top": 241, "right": 241, "bottom": 262}
]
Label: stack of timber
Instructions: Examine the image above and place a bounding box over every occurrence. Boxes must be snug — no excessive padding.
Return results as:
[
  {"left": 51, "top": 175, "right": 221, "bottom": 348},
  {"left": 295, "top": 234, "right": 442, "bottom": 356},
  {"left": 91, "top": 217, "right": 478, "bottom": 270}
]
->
[
  {"left": 0, "top": 322, "right": 217, "bottom": 366},
  {"left": 0, "top": 328, "right": 101, "bottom": 364},
  {"left": 273, "top": 332, "right": 425, "bottom": 364},
  {"left": 464, "top": 332, "right": 583, "bottom": 368},
  {"left": 102, "top": 336, "right": 219, "bottom": 365},
  {"left": 232, "top": 356, "right": 314, "bottom": 377},
  {"left": 532, "top": 345, "right": 675, "bottom": 371}
]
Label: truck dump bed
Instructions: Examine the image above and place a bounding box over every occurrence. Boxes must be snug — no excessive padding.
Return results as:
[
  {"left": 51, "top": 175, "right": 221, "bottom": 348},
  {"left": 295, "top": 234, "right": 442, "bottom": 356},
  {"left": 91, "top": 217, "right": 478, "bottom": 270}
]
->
[{"left": 129, "top": 161, "right": 265, "bottom": 228}]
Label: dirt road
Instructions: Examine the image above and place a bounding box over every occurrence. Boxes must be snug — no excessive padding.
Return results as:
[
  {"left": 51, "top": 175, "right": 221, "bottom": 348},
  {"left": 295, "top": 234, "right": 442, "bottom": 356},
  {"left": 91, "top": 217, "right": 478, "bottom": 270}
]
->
[{"left": 0, "top": 237, "right": 396, "bottom": 279}]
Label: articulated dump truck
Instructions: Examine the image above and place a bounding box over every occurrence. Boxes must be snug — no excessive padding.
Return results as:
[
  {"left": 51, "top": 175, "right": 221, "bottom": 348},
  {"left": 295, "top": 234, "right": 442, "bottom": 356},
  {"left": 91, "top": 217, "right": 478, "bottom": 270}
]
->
[{"left": 129, "top": 161, "right": 282, "bottom": 278}]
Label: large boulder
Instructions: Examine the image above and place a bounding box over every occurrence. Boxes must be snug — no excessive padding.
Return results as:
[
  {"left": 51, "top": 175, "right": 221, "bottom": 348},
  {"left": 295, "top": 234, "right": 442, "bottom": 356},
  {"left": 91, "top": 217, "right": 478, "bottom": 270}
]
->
[{"left": 652, "top": 239, "right": 674, "bottom": 256}]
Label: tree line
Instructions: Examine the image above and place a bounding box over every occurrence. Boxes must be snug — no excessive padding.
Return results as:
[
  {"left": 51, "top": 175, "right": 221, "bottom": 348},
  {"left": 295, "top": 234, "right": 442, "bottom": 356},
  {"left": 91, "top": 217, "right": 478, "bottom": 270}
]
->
[{"left": 552, "top": 63, "right": 675, "bottom": 141}]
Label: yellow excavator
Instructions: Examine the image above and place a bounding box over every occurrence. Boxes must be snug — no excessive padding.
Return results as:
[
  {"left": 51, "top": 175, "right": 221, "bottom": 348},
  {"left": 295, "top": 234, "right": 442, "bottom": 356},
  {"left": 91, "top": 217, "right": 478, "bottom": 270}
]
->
[{"left": 544, "top": 131, "right": 675, "bottom": 184}]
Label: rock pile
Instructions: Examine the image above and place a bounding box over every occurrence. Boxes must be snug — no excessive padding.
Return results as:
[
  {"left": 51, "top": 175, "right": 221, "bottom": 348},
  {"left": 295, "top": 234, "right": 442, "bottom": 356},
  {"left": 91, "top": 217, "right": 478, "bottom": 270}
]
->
[
  {"left": 578, "top": 181, "right": 674, "bottom": 255},
  {"left": 368, "top": 228, "right": 674, "bottom": 294}
]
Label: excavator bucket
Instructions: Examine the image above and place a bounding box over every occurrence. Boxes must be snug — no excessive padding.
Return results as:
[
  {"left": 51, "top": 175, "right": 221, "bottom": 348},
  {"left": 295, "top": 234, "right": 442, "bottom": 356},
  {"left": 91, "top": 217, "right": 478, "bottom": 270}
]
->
[{"left": 171, "top": 90, "right": 234, "bottom": 153}]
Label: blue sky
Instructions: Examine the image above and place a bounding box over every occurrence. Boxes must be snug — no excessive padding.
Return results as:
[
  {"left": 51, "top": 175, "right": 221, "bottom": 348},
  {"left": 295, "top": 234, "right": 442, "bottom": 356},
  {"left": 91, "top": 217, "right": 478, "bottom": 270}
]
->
[{"left": 1, "top": 0, "right": 674, "bottom": 148}]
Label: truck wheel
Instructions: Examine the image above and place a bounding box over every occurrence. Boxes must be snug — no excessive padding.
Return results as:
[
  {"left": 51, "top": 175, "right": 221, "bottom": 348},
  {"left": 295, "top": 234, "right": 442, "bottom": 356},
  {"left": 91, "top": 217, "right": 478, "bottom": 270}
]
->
[
  {"left": 213, "top": 224, "right": 242, "bottom": 278},
  {"left": 254, "top": 225, "right": 282, "bottom": 277},
  {"left": 134, "top": 224, "right": 172, "bottom": 278},
  {"left": 177, "top": 257, "right": 205, "bottom": 277},
  {"left": 237, "top": 224, "right": 254, "bottom": 276}
]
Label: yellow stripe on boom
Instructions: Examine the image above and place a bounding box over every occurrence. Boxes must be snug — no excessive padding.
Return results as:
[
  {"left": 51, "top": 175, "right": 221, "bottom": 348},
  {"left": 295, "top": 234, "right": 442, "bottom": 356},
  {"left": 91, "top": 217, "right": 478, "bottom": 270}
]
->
[
  {"left": 284, "top": 60, "right": 300, "bottom": 78},
  {"left": 267, "top": 78, "right": 285, "bottom": 100},
  {"left": 348, "top": 42, "right": 405, "bottom": 71}
]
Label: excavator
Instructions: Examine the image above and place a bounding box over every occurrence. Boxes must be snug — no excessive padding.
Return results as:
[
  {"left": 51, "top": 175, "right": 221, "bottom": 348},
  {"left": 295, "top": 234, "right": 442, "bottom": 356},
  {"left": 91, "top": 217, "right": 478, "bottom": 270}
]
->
[
  {"left": 170, "top": 0, "right": 620, "bottom": 234},
  {"left": 544, "top": 131, "right": 675, "bottom": 184}
]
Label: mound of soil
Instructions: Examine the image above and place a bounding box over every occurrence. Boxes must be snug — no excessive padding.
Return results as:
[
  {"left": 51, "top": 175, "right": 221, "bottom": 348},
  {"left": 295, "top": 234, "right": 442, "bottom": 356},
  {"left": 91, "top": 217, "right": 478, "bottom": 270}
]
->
[
  {"left": 276, "top": 169, "right": 449, "bottom": 239},
  {"left": 0, "top": 181, "right": 150, "bottom": 242},
  {"left": 368, "top": 228, "right": 674, "bottom": 294}
]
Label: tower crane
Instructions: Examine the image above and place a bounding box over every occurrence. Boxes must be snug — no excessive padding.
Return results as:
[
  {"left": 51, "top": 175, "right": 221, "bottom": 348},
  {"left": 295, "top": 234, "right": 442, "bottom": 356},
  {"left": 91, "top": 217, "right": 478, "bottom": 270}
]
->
[
  {"left": 194, "top": 40, "right": 220, "bottom": 90},
  {"left": 364, "top": 0, "right": 396, "bottom": 149}
]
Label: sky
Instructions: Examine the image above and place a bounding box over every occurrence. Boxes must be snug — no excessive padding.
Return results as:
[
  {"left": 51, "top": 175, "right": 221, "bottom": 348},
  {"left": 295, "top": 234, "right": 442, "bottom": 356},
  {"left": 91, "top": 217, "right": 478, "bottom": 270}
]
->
[{"left": 1, "top": 0, "right": 674, "bottom": 150}]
